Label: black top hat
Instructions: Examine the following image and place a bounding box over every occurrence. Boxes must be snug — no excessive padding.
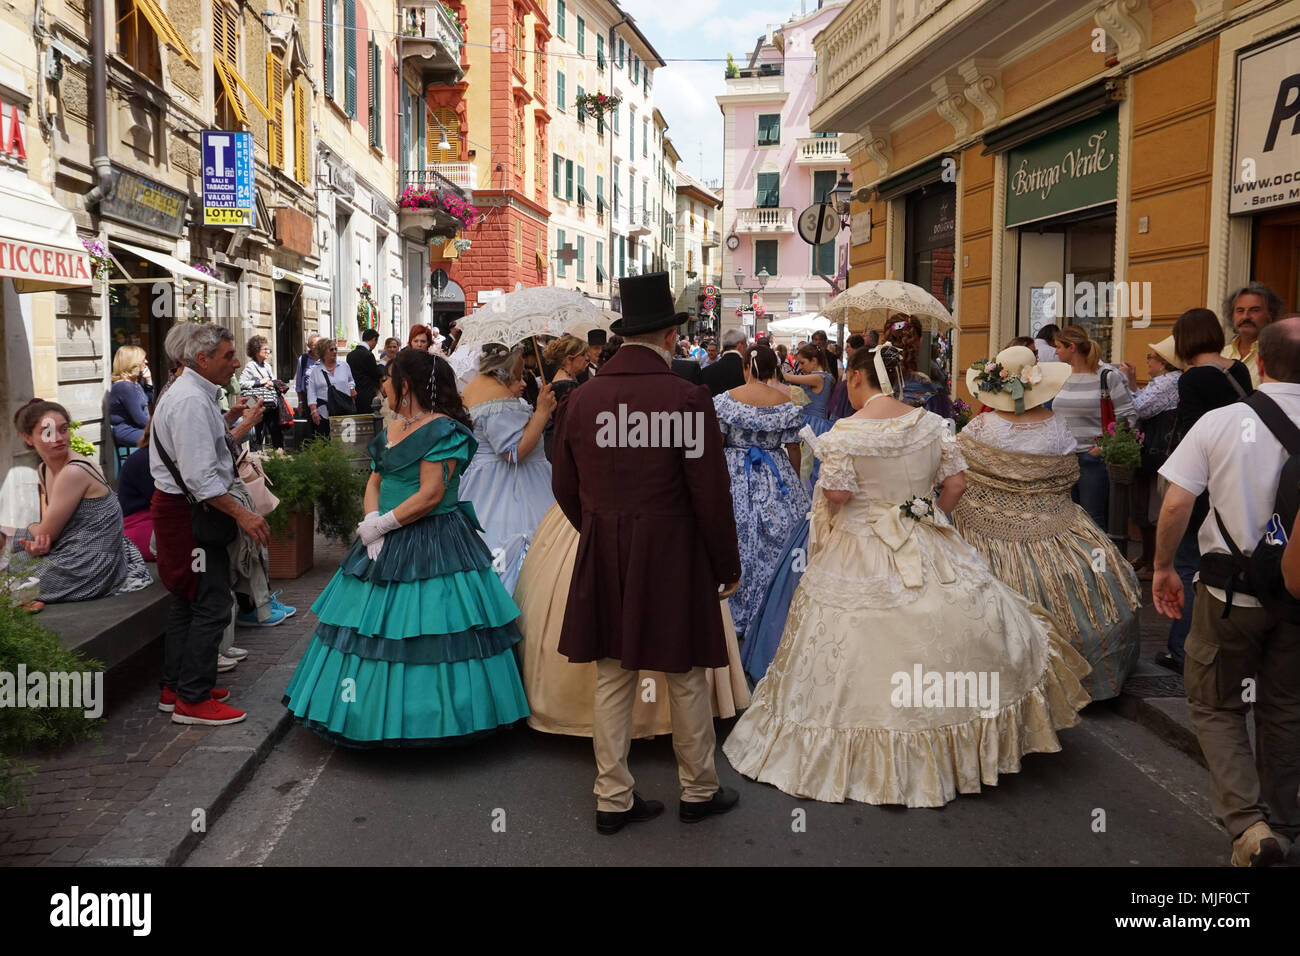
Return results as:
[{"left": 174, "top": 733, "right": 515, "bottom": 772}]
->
[
  {"left": 609, "top": 272, "right": 687, "bottom": 336},
  {"left": 587, "top": 328, "right": 608, "bottom": 346}
]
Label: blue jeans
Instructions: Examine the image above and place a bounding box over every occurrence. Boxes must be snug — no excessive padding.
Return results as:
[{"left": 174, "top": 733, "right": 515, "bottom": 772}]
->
[
  {"left": 1071, "top": 451, "right": 1109, "bottom": 530},
  {"left": 1166, "top": 526, "right": 1200, "bottom": 664}
]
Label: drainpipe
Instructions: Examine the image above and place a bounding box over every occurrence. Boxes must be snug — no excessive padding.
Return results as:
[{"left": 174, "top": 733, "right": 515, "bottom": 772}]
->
[
  {"left": 608, "top": 15, "right": 628, "bottom": 306},
  {"left": 83, "top": 0, "right": 113, "bottom": 206}
]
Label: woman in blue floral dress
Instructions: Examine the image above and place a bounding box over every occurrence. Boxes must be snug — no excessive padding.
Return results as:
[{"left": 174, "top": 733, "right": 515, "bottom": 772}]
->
[{"left": 715, "top": 346, "right": 810, "bottom": 646}]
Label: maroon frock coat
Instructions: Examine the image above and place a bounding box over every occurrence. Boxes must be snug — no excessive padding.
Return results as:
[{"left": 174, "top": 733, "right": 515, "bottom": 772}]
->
[{"left": 552, "top": 343, "right": 742, "bottom": 672}]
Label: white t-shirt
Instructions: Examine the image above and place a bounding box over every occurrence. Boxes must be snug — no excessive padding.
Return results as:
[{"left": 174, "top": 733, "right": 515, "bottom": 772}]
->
[{"left": 1158, "top": 381, "right": 1300, "bottom": 606}]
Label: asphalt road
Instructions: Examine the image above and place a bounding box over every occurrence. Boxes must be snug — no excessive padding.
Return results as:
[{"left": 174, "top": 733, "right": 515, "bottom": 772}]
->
[{"left": 187, "top": 703, "right": 1227, "bottom": 866}]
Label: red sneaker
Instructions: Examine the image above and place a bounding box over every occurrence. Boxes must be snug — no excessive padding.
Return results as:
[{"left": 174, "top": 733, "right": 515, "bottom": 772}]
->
[
  {"left": 171, "top": 697, "right": 246, "bottom": 726},
  {"left": 158, "top": 687, "right": 230, "bottom": 713}
]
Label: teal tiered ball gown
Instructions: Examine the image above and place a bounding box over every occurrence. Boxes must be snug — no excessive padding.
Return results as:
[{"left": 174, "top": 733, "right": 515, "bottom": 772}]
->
[{"left": 283, "top": 417, "right": 530, "bottom": 746}]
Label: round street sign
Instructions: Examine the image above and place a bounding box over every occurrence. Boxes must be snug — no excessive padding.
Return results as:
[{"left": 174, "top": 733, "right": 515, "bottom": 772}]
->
[
  {"left": 797, "top": 203, "right": 840, "bottom": 246},
  {"left": 704, "top": 284, "right": 717, "bottom": 297},
  {"left": 703, "top": 295, "right": 716, "bottom": 310}
]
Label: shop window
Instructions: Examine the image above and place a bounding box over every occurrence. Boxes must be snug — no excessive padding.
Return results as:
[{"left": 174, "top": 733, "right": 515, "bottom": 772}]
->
[
  {"left": 754, "top": 239, "right": 778, "bottom": 276},
  {"left": 1014, "top": 210, "right": 1116, "bottom": 356},
  {"left": 755, "top": 172, "right": 779, "bottom": 208},
  {"left": 757, "top": 114, "right": 780, "bottom": 147}
]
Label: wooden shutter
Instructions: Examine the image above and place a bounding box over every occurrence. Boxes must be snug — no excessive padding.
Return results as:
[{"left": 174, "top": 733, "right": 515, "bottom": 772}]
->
[
  {"left": 267, "top": 51, "right": 285, "bottom": 167},
  {"left": 426, "top": 107, "right": 458, "bottom": 164},
  {"left": 323, "top": 0, "right": 334, "bottom": 99},
  {"left": 343, "top": 0, "right": 357, "bottom": 119},
  {"left": 293, "top": 76, "right": 309, "bottom": 184},
  {"left": 367, "top": 37, "right": 379, "bottom": 147},
  {"left": 133, "top": 0, "right": 198, "bottom": 67}
]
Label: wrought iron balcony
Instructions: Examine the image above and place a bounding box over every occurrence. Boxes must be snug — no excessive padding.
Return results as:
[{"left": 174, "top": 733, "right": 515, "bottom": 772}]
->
[
  {"left": 401, "top": 4, "right": 464, "bottom": 86},
  {"left": 627, "top": 208, "right": 652, "bottom": 237}
]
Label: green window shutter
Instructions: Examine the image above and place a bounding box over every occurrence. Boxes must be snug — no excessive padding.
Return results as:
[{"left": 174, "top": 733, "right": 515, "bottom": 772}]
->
[
  {"left": 755, "top": 239, "right": 778, "bottom": 276},
  {"left": 596, "top": 35, "right": 604, "bottom": 70},
  {"left": 577, "top": 17, "right": 584, "bottom": 55},
  {"left": 577, "top": 165, "right": 585, "bottom": 205},
  {"left": 596, "top": 241, "right": 604, "bottom": 280},
  {"left": 757, "top": 114, "right": 780, "bottom": 146},
  {"left": 576, "top": 235, "right": 585, "bottom": 280},
  {"left": 642, "top": 118, "right": 647, "bottom": 156},
  {"left": 557, "top": 71, "right": 565, "bottom": 112},
  {"left": 629, "top": 117, "right": 633, "bottom": 155},
  {"left": 613, "top": 106, "right": 619, "bottom": 133},
  {"left": 553, "top": 154, "right": 562, "bottom": 197},
  {"left": 557, "top": 228, "right": 566, "bottom": 276},
  {"left": 557, "top": 0, "right": 565, "bottom": 39},
  {"left": 343, "top": 0, "right": 357, "bottom": 119},
  {"left": 814, "top": 240, "right": 836, "bottom": 276},
  {"left": 323, "top": 0, "right": 334, "bottom": 99},
  {"left": 369, "top": 38, "right": 381, "bottom": 148},
  {"left": 566, "top": 160, "right": 573, "bottom": 201},
  {"left": 643, "top": 68, "right": 647, "bottom": 95},
  {"left": 633, "top": 56, "right": 639, "bottom": 83},
  {"left": 576, "top": 85, "right": 584, "bottom": 124},
  {"left": 756, "top": 172, "right": 779, "bottom": 208},
  {"left": 596, "top": 174, "right": 604, "bottom": 213}
]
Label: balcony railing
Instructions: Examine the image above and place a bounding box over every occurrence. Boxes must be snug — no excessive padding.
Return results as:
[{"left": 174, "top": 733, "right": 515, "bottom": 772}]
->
[
  {"left": 401, "top": 4, "right": 464, "bottom": 85},
  {"left": 627, "top": 209, "right": 652, "bottom": 236},
  {"left": 734, "top": 207, "right": 795, "bottom": 233},
  {"left": 796, "top": 134, "right": 849, "bottom": 166},
  {"left": 723, "top": 72, "right": 784, "bottom": 96},
  {"left": 402, "top": 167, "right": 464, "bottom": 196},
  {"left": 419, "top": 162, "right": 477, "bottom": 191},
  {"left": 701, "top": 229, "right": 720, "bottom": 248},
  {"left": 816, "top": 0, "right": 957, "bottom": 107}
]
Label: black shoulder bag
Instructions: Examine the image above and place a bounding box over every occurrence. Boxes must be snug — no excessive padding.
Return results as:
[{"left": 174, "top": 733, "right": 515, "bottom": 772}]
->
[
  {"left": 153, "top": 437, "right": 238, "bottom": 547},
  {"left": 319, "top": 368, "right": 357, "bottom": 416}
]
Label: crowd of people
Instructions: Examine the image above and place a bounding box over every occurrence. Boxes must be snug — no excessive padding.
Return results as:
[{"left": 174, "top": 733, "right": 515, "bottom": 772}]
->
[{"left": 5, "top": 271, "right": 1298, "bottom": 866}]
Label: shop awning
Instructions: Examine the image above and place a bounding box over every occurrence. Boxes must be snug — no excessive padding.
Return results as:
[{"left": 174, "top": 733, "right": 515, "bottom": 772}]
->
[
  {"left": 111, "top": 240, "right": 235, "bottom": 289},
  {"left": 0, "top": 171, "right": 93, "bottom": 292},
  {"left": 273, "top": 267, "right": 331, "bottom": 301}
]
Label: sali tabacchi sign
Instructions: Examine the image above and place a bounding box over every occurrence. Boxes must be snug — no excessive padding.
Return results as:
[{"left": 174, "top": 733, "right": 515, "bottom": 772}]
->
[{"left": 1005, "top": 111, "right": 1119, "bottom": 228}]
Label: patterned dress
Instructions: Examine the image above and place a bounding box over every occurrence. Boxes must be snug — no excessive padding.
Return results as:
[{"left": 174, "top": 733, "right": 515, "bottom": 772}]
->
[
  {"left": 714, "top": 393, "right": 809, "bottom": 639},
  {"left": 10, "top": 459, "right": 151, "bottom": 603}
]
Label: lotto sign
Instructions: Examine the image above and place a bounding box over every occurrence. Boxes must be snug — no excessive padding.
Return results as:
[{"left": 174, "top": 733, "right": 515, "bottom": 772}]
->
[
  {"left": 703, "top": 295, "right": 716, "bottom": 310},
  {"left": 202, "top": 131, "right": 255, "bottom": 227}
]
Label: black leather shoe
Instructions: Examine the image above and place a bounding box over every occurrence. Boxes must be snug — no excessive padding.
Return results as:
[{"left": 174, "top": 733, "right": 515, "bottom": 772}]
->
[
  {"left": 596, "top": 792, "right": 664, "bottom": 835},
  {"left": 680, "top": 787, "right": 740, "bottom": 823}
]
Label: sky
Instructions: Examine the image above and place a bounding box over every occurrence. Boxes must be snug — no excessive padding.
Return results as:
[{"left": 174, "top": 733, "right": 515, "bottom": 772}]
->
[{"left": 620, "top": 0, "right": 810, "bottom": 187}]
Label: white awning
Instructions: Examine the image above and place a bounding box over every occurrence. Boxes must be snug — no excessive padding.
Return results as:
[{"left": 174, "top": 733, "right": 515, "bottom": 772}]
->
[
  {"left": 273, "top": 267, "right": 331, "bottom": 301},
  {"left": 111, "top": 240, "right": 235, "bottom": 290},
  {"left": 0, "top": 170, "right": 93, "bottom": 292}
]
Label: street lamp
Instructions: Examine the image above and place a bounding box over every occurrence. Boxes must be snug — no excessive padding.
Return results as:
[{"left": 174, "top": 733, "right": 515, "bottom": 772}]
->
[
  {"left": 830, "top": 169, "right": 853, "bottom": 226},
  {"left": 733, "top": 266, "right": 769, "bottom": 292}
]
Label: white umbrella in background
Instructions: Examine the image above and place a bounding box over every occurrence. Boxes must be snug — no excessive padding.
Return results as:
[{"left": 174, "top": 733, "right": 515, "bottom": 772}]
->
[
  {"left": 449, "top": 284, "right": 607, "bottom": 381},
  {"left": 766, "top": 313, "right": 839, "bottom": 336},
  {"left": 821, "top": 279, "right": 957, "bottom": 334}
]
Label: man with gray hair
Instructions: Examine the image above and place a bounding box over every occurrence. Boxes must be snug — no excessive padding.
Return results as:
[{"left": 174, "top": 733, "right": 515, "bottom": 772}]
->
[
  {"left": 701, "top": 328, "right": 748, "bottom": 397},
  {"left": 150, "top": 323, "right": 269, "bottom": 726},
  {"left": 1223, "top": 282, "right": 1285, "bottom": 389}
]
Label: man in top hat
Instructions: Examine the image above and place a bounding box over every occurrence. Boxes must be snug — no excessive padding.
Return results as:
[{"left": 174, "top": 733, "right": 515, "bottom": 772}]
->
[
  {"left": 552, "top": 271, "right": 742, "bottom": 835},
  {"left": 577, "top": 329, "right": 607, "bottom": 384}
]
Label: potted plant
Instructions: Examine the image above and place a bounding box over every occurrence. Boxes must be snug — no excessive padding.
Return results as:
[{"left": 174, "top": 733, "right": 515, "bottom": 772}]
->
[
  {"left": 1096, "top": 420, "right": 1144, "bottom": 485},
  {"left": 261, "top": 439, "right": 368, "bottom": 579}
]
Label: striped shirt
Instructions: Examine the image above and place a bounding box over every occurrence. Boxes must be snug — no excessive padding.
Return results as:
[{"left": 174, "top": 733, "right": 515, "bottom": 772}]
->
[
  {"left": 1132, "top": 370, "right": 1180, "bottom": 419},
  {"left": 1052, "top": 367, "right": 1138, "bottom": 452}
]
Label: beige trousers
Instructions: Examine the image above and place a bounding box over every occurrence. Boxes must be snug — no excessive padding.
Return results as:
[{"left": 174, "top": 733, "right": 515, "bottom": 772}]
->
[
  {"left": 1184, "top": 584, "right": 1300, "bottom": 841},
  {"left": 592, "top": 658, "right": 719, "bottom": 812}
]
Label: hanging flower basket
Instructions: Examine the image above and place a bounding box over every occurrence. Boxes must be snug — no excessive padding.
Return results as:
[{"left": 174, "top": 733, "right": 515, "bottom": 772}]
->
[
  {"left": 575, "top": 90, "right": 621, "bottom": 120},
  {"left": 80, "top": 236, "right": 111, "bottom": 282},
  {"left": 398, "top": 186, "right": 480, "bottom": 231}
]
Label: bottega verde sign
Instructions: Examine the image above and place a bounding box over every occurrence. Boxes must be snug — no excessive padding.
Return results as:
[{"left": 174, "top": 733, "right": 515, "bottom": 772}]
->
[{"left": 1005, "top": 110, "right": 1118, "bottom": 228}]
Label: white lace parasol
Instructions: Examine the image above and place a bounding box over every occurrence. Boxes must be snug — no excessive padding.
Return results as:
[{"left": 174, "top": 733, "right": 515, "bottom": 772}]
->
[
  {"left": 821, "top": 279, "right": 957, "bottom": 334},
  {"left": 448, "top": 285, "right": 608, "bottom": 381}
]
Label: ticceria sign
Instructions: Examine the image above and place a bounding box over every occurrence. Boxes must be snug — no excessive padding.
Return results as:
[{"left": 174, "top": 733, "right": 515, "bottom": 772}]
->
[
  {"left": 0, "top": 169, "right": 92, "bottom": 291},
  {"left": 1004, "top": 110, "right": 1118, "bottom": 228},
  {"left": 1231, "top": 29, "right": 1300, "bottom": 215}
]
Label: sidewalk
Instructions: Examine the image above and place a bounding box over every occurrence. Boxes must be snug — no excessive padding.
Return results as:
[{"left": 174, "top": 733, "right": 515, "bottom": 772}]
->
[{"left": 0, "top": 535, "right": 345, "bottom": 867}]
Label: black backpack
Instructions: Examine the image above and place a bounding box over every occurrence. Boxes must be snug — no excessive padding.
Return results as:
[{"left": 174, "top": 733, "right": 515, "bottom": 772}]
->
[{"left": 1204, "top": 391, "right": 1300, "bottom": 622}]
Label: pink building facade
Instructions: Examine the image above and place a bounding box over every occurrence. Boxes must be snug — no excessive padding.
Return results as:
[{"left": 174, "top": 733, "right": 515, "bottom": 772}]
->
[{"left": 717, "top": 1, "right": 850, "bottom": 338}]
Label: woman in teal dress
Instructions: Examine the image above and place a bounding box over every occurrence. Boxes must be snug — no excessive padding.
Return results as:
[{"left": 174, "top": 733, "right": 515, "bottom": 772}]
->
[{"left": 283, "top": 349, "right": 530, "bottom": 746}]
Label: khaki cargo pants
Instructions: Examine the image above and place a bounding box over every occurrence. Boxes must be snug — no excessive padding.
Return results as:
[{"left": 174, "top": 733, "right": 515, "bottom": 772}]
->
[{"left": 1184, "top": 583, "right": 1300, "bottom": 841}]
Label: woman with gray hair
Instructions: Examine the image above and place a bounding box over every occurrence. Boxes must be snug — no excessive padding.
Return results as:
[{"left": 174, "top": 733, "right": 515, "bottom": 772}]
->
[{"left": 459, "top": 342, "right": 557, "bottom": 592}]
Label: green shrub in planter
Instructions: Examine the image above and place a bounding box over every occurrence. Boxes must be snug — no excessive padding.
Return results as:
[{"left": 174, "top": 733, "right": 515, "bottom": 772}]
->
[
  {"left": 261, "top": 437, "right": 367, "bottom": 544},
  {"left": 0, "top": 575, "right": 103, "bottom": 806}
]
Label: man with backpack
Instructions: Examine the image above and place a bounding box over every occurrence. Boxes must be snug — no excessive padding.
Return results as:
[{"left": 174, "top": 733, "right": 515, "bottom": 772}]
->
[{"left": 1152, "top": 316, "right": 1300, "bottom": 867}]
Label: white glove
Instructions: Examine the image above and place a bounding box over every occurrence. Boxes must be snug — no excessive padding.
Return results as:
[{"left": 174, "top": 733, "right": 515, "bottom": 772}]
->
[
  {"left": 366, "top": 537, "right": 385, "bottom": 561},
  {"left": 359, "top": 510, "right": 401, "bottom": 547}
]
